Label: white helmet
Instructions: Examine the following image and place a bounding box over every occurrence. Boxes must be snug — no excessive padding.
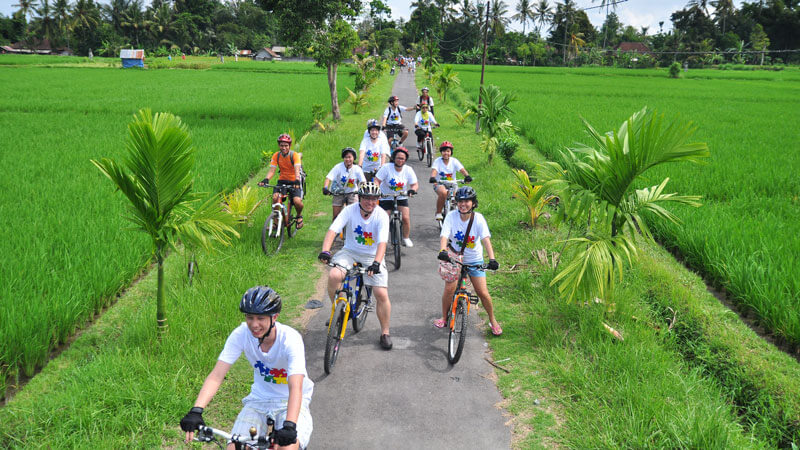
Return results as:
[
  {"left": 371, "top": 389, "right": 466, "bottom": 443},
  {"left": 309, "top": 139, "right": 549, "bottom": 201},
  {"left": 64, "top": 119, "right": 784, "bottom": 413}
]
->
[{"left": 358, "top": 181, "right": 381, "bottom": 198}]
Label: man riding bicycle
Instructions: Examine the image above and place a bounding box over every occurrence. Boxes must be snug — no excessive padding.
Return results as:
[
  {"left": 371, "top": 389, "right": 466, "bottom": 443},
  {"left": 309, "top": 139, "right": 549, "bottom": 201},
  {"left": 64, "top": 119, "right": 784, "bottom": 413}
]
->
[
  {"left": 413, "top": 102, "right": 439, "bottom": 152},
  {"left": 417, "top": 87, "right": 435, "bottom": 115},
  {"left": 429, "top": 141, "right": 472, "bottom": 220},
  {"left": 259, "top": 133, "right": 304, "bottom": 229},
  {"left": 324, "top": 147, "right": 366, "bottom": 221},
  {"left": 381, "top": 95, "right": 411, "bottom": 146},
  {"left": 180, "top": 286, "right": 314, "bottom": 450},
  {"left": 375, "top": 147, "right": 419, "bottom": 248},
  {"left": 359, "top": 119, "right": 390, "bottom": 182},
  {"left": 318, "top": 182, "right": 395, "bottom": 350}
]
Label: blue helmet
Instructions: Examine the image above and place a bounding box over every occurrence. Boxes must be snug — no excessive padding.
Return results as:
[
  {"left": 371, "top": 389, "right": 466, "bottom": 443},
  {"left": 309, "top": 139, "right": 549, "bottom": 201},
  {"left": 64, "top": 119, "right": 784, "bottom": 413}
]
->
[
  {"left": 455, "top": 186, "right": 477, "bottom": 208},
  {"left": 240, "top": 286, "right": 282, "bottom": 316}
]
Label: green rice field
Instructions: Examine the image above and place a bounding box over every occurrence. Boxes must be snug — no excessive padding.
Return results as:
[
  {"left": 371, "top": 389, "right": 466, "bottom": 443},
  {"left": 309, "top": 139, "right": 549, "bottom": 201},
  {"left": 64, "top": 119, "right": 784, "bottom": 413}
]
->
[
  {"left": 456, "top": 65, "right": 800, "bottom": 348},
  {"left": 0, "top": 58, "right": 352, "bottom": 395}
]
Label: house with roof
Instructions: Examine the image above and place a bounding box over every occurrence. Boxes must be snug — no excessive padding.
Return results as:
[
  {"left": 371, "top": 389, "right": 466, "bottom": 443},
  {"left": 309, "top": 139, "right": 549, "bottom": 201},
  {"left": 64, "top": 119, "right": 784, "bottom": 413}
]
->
[
  {"left": 615, "top": 42, "right": 652, "bottom": 55},
  {"left": 255, "top": 47, "right": 281, "bottom": 61},
  {"left": 2, "top": 39, "right": 73, "bottom": 55}
]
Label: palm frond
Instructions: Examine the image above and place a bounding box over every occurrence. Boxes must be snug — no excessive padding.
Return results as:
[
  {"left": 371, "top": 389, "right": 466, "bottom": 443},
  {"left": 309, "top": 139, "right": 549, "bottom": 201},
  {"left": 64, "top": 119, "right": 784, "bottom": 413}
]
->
[
  {"left": 175, "top": 193, "right": 240, "bottom": 252},
  {"left": 616, "top": 177, "right": 702, "bottom": 240}
]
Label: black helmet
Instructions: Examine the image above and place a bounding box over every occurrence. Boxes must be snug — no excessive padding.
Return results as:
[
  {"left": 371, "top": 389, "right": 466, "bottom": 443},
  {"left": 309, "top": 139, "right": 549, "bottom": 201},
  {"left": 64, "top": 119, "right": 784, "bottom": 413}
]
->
[
  {"left": 455, "top": 186, "right": 478, "bottom": 208},
  {"left": 341, "top": 147, "right": 357, "bottom": 159},
  {"left": 391, "top": 146, "right": 409, "bottom": 162},
  {"left": 388, "top": 95, "right": 399, "bottom": 103},
  {"left": 240, "top": 286, "right": 282, "bottom": 316}
]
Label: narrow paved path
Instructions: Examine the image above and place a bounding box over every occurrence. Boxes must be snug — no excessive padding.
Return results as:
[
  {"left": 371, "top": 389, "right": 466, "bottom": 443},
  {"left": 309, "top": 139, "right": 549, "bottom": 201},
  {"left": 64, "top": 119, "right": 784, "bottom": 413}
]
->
[{"left": 302, "top": 68, "right": 511, "bottom": 449}]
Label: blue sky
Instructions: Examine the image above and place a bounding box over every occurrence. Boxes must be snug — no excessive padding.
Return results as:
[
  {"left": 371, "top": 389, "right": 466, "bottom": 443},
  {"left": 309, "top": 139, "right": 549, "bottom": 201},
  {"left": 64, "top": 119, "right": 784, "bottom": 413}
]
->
[{"left": 1, "top": 0, "right": 746, "bottom": 35}]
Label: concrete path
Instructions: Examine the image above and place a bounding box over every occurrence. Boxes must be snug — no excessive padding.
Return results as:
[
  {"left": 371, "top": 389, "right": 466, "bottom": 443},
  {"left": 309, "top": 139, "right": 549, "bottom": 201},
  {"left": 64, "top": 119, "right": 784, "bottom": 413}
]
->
[{"left": 302, "top": 68, "right": 511, "bottom": 449}]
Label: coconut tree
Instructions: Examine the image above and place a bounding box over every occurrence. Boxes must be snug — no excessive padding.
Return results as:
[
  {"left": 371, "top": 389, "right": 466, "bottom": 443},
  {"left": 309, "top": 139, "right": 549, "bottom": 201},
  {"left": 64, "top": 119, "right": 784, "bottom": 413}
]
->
[
  {"left": 533, "top": 0, "right": 552, "bottom": 36},
  {"left": 536, "top": 107, "right": 710, "bottom": 303},
  {"left": 432, "top": 64, "right": 460, "bottom": 102},
  {"left": 91, "top": 109, "right": 238, "bottom": 335},
  {"left": 489, "top": 0, "right": 510, "bottom": 38},
  {"left": 711, "top": 0, "right": 735, "bottom": 35},
  {"left": 512, "top": 0, "right": 534, "bottom": 35},
  {"left": 592, "top": 0, "right": 618, "bottom": 49},
  {"left": 468, "top": 84, "right": 517, "bottom": 162}
]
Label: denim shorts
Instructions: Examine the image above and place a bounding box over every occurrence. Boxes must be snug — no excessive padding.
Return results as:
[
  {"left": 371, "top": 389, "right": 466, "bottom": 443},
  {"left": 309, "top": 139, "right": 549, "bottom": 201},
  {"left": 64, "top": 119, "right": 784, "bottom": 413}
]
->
[{"left": 464, "top": 260, "right": 485, "bottom": 278}]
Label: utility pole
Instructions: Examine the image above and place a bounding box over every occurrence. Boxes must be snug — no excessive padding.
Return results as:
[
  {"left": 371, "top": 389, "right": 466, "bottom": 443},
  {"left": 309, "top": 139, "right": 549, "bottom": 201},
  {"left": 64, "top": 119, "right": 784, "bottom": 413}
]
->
[{"left": 475, "top": 0, "right": 490, "bottom": 133}]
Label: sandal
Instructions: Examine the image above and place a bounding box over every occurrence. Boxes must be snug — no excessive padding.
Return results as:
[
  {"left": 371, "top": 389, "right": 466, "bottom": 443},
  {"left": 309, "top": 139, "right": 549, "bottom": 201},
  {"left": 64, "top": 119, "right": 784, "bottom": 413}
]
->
[
  {"left": 433, "top": 318, "right": 445, "bottom": 329},
  {"left": 295, "top": 215, "right": 304, "bottom": 230},
  {"left": 490, "top": 324, "right": 503, "bottom": 336}
]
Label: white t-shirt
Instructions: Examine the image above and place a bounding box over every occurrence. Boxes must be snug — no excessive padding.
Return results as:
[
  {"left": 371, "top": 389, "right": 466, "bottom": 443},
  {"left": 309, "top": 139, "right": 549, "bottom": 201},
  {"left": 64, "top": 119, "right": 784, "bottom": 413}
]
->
[
  {"left": 383, "top": 106, "right": 407, "bottom": 125},
  {"left": 329, "top": 202, "right": 389, "bottom": 256},
  {"left": 375, "top": 164, "right": 418, "bottom": 200},
  {"left": 218, "top": 322, "right": 314, "bottom": 403},
  {"left": 326, "top": 162, "right": 366, "bottom": 194},
  {"left": 440, "top": 211, "right": 491, "bottom": 264},
  {"left": 361, "top": 129, "right": 389, "bottom": 147},
  {"left": 432, "top": 157, "right": 464, "bottom": 182},
  {"left": 359, "top": 135, "right": 390, "bottom": 173},
  {"left": 413, "top": 111, "right": 437, "bottom": 130}
]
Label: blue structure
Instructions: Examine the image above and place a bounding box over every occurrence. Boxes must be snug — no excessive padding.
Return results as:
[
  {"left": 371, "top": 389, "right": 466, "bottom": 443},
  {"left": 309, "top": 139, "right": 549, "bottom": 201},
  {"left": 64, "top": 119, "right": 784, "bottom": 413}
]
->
[{"left": 120, "top": 49, "right": 144, "bottom": 68}]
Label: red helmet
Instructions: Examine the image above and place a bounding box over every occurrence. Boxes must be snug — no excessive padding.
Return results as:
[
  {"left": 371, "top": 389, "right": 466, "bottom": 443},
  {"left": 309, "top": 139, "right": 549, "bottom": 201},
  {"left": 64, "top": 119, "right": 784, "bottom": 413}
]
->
[
  {"left": 277, "top": 134, "right": 292, "bottom": 144},
  {"left": 388, "top": 95, "right": 399, "bottom": 103},
  {"left": 439, "top": 141, "right": 454, "bottom": 153}
]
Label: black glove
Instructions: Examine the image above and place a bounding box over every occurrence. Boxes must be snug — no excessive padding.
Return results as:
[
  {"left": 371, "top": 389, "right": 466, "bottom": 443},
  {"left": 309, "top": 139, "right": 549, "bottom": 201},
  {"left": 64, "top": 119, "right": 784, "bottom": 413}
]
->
[
  {"left": 258, "top": 178, "right": 269, "bottom": 186},
  {"left": 180, "top": 407, "right": 205, "bottom": 432},
  {"left": 464, "top": 175, "right": 473, "bottom": 183},
  {"left": 318, "top": 251, "right": 331, "bottom": 263},
  {"left": 438, "top": 250, "right": 450, "bottom": 262},
  {"left": 274, "top": 420, "right": 297, "bottom": 446},
  {"left": 407, "top": 189, "right": 417, "bottom": 196},
  {"left": 487, "top": 259, "right": 499, "bottom": 271},
  {"left": 429, "top": 176, "right": 437, "bottom": 184},
  {"left": 322, "top": 187, "right": 331, "bottom": 195},
  {"left": 368, "top": 261, "right": 381, "bottom": 274}
]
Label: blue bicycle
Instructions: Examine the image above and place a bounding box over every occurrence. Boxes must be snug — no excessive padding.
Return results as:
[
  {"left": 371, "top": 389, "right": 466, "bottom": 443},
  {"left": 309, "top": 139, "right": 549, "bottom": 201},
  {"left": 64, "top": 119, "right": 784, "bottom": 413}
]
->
[{"left": 324, "top": 262, "right": 374, "bottom": 374}]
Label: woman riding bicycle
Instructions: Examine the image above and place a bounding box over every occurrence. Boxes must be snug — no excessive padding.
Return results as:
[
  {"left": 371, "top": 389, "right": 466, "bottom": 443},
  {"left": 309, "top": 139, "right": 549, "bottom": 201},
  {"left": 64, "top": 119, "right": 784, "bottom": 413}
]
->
[
  {"left": 259, "top": 133, "right": 305, "bottom": 229},
  {"left": 435, "top": 187, "right": 502, "bottom": 336},
  {"left": 413, "top": 102, "right": 439, "bottom": 153},
  {"left": 359, "top": 119, "right": 390, "bottom": 182},
  {"left": 324, "top": 147, "right": 366, "bottom": 221},
  {"left": 180, "top": 286, "right": 314, "bottom": 449},
  {"left": 429, "top": 141, "right": 472, "bottom": 220},
  {"left": 375, "top": 147, "right": 419, "bottom": 248},
  {"left": 381, "top": 95, "right": 411, "bottom": 146}
]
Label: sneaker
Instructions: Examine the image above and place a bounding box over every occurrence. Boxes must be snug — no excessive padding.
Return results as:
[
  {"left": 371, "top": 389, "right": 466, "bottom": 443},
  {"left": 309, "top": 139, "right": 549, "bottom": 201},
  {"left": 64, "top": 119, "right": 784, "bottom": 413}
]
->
[
  {"left": 434, "top": 213, "right": 443, "bottom": 221},
  {"left": 380, "top": 334, "right": 393, "bottom": 350},
  {"left": 402, "top": 238, "right": 413, "bottom": 248}
]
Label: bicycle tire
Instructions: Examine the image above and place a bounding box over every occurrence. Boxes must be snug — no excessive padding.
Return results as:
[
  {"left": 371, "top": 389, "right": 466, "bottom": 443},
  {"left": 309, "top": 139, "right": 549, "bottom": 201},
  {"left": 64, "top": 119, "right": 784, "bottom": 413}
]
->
[
  {"left": 447, "top": 297, "right": 468, "bottom": 364},
  {"left": 392, "top": 219, "right": 402, "bottom": 269},
  {"left": 261, "top": 210, "right": 285, "bottom": 255},
  {"left": 426, "top": 139, "right": 433, "bottom": 167},
  {"left": 324, "top": 301, "right": 347, "bottom": 374},
  {"left": 286, "top": 205, "right": 297, "bottom": 239},
  {"left": 417, "top": 143, "right": 424, "bottom": 161},
  {"left": 352, "top": 282, "right": 370, "bottom": 333}
]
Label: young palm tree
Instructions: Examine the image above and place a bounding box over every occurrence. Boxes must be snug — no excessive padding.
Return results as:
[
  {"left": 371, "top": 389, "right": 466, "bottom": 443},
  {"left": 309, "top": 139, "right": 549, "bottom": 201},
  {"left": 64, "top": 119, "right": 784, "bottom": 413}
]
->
[
  {"left": 536, "top": 107, "right": 710, "bottom": 303},
  {"left": 432, "top": 64, "right": 460, "bottom": 102},
  {"left": 468, "top": 84, "right": 517, "bottom": 162},
  {"left": 91, "top": 109, "right": 238, "bottom": 335},
  {"left": 512, "top": 0, "right": 534, "bottom": 35}
]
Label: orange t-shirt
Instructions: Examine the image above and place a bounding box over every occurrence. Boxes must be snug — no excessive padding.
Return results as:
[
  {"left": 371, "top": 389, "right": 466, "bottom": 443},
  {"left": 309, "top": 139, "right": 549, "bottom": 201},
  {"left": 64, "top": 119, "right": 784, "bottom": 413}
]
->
[{"left": 269, "top": 151, "right": 301, "bottom": 181}]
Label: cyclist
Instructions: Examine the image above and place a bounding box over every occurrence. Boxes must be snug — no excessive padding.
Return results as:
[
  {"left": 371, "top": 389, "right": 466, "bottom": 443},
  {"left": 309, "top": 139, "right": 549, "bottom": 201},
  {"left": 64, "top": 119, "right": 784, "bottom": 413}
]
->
[
  {"left": 418, "top": 87, "right": 435, "bottom": 114},
  {"left": 413, "top": 102, "right": 439, "bottom": 152},
  {"left": 318, "top": 182, "right": 394, "bottom": 350},
  {"left": 435, "top": 187, "right": 502, "bottom": 336},
  {"left": 259, "top": 134, "right": 304, "bottom": 229},
  {"left": 429, "top": 141, "right": 472, "bottom": 220},
  {"left": 323, "top": 147, "right": 366, "bottom": 221},
  {"left": 381, "top": 95, "right": 411, "bottom": 146},
  {"left": 359, "top": 119, "right": 390, "bottom": 182},
  {"left": 180, "top": 286, "right": 314, "bottom": 450},
  {"left": 375, "top": 147, "right": 419, "bottom": 248}
]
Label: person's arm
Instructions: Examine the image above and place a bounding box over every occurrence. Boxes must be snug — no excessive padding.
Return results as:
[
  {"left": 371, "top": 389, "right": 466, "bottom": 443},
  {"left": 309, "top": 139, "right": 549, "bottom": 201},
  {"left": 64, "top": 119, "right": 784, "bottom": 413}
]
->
[
  {"left": 284, "top": 374, "right": 303, "bottom": 423},
  {"left": 373, "top": 242, "right": 386, "bottom": 266},
  {"left": 440, "top": 236, "right": 449, "bottom": 252},
  {"left": 381, "top": 112, "right": 388, "bottom": 127},
  {"left": 430, "top": 168, "right": 438, "bottom": 180},
  {"left": 183, "top": 360, "right": 233, "bottom": 443},
  {"left": 459, "top": 167, "right": 469, "bottom": 177},
  {"left": 293, "top": 154, "right": 302, "bottom": 183},
  {"left": 262, "top": 166, "right": 276, "bottom": 184},
  {"left": 358, "top": 150, "right": 365, "bottom": 166},
  {"left": 481, "top": 236, "right": 495, "bottom": 260},
  {"left": 323, "top": 177, "right": 332, "bottom": 189},
  {"left": 321, "top": 229, "right": 337, "bottom": 253},
  {"left": 409, "top": 181, "right": 419, "bottom": 193}
]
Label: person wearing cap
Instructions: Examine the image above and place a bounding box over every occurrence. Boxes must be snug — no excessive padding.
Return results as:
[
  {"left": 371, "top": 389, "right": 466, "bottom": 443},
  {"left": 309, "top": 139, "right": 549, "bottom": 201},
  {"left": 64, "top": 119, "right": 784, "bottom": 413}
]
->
[
  {"left": 418, "top": 87, "right": 435, "bottom": 115},
  {"left": 381, "top": 95, "right": 412, "bottom": 145},
  {"left": 180, "top": 286, "right": 314, "bottom": 449},
  {"left": 359, "top": 119, "right": 391, "bottom": 181},
  {"left": 413, "top": 102, "right": 439, "bottom": 152},
  {"left": 259, "top": 133, "right": 305, "bottom": 229},
  {"left": 323, "top": 147, "right": 366, "bottom": 221},
  {"left": 429, "top": 141, "right": 472, "bottom": 220},
  {"left": 375, "top": 147, "right": 419, "bottom": 248}
]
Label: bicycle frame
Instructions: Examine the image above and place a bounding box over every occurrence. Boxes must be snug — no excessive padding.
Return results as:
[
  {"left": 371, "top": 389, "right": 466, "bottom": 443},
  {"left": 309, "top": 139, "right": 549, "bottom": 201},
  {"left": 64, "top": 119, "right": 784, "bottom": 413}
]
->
[
  {"left": 262, "top": 185, "right": 295, "bottom": 236},
  {"left": 327, "top": 262, "right": 370, "bottom": 340},
  {"left": 450, "top": 263, "right": 481, "bottom": 327}
]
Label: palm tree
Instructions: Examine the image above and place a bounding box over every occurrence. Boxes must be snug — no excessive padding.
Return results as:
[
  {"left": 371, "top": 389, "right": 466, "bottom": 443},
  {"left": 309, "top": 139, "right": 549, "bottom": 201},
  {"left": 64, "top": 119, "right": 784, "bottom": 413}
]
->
[
  {"left": 101, "top": 0, "right": 128, "bottom": 33},
  {"left": 686, "top": 0, "right": 709, "bottom": 16},
  {"left": 91, "top": 109, "right": 238, "bottom": 335},
  {"left": 13, "top": 0, "right": 35, "bottom": 33},
  {"left": 434, "top": 0, "right": 458, "bottom": 22},
  {"left": 592, "top": 0, "right": 618, "bottom": 49},
  {"left": 468, "top": 84, "right": 517, "bottom": 162},
  {"left": 34, "top": 0, "right": 57, "bottom": 43},
  {"left": 711, "top": 0, "right": 735, "bottom": 35},
  {"left": 556, "top": 0, "right": 577, "bottom": 64},
  {"left": 536, "top": 107, "right": 710, "bottom": 303},
  {"left": 149, "top": 3, "right": 174, "bottom": 46},
  {"left": 54, "top": 0, "right": 71, "bottom": 47},
  {"left": 512, "top": 0, "right": 534, "bottom": 35},
  {"left": 533, "top": 0, "right": 552, "bottom": 36},
  {"left": 432, "top": 64, "right": 461, "bottom": 102},
  {"left": 489, "top": 0, "right": 510, "bottom": 38}
]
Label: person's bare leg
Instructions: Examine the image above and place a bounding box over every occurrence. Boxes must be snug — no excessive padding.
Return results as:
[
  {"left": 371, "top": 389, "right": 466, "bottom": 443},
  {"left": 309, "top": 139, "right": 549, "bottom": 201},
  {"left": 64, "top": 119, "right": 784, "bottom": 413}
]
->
[
  {"left": 440, "top": 281, "right": 457, "bottom": 321},
  {"left": 372, "top": 287, "right": 391, "bottom": 335},
  {"left": 400, "top": 206, "right": 411, "bottom": 239},
  {"left": 471, "top": 275, "right": 499, "bottom": 329},
  {"left": 435, "top": 186, "right": 446, "bottom": 215}
]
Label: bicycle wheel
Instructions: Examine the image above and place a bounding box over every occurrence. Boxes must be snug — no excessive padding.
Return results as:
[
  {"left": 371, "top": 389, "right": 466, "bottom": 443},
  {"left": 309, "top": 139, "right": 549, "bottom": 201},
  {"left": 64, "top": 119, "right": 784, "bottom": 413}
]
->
[
  {"left": 352, "top": 282, "right": 371, "bottom": 333},
  {"left": 324, "top": 301, "right": 347, "bottom": 374},
  {"left": 417, "top": 142, "right": 424, "bottom": 161},
  {"left": 261, "top": 210, "right": 285, "bottom": 255},
  {"left": 286, "top": 205, "right": 297, "bottom": 238},
  {"left": 447, "top": 297, "right": 468, "bottom": 364},
  {"left": 426, "top": 139, "right": 433, "bottom": 167},
  {"left": 392, "top": 219, "right": 402, "bottom": 269}
]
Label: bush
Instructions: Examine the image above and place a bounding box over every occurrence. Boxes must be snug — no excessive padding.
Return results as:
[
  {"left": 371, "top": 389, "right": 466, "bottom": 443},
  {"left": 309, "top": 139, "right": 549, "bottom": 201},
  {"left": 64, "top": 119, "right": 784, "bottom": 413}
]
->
[
  {"left": 498, "top": 134, "right": 520, "bottom": 161},
  {"left": 668, "top": 61, "right": 681, "bottom": 78}
]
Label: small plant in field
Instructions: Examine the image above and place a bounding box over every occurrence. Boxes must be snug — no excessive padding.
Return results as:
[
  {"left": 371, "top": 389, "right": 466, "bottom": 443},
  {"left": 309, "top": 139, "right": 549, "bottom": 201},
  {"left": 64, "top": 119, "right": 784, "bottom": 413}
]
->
[
  {"left": 537, "top": 107, "right": 709, "bottom": 303},
  {"left": 469, "top": 85, "right": 518, "bottom": 163},
  {"left": 498, "top": 135, "right": 520, "bottom": 161},
  {"left": 311, "top": 104, "right": 328, "bottom": 131},
  {"left": 432, "top": 64, "right": 460, "bottom": 102},
  {"left": 451, "top": 108, "right": 474, "bottom": 127},
  {"left": 512, "top": 168, "right": 557, "bottom": 227},
  {"left": 91, "top": 109, "right": 239, "bottom": 335},
  {"left": 669, "top": 61, "right": 681, "bottom": 78},
  {"left": 345, "top": 87, "right": 369, "bottom": 113},
  {"left": 222, "top": 186, "right": 264, "bottom": 226}
]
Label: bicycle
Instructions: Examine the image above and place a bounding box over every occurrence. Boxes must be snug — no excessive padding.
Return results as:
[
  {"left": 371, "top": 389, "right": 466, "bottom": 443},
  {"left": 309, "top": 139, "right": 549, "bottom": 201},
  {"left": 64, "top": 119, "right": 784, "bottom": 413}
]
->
[
  {"left": 435, "top": 179, "right": 464, "bottom": 230},
  {"left": 383, "top": 191, "right": 412, "bottom": 270},
  {"left": 259, "top": 184, "right": 300, "bottom": 255},
  {"left": 193, "top": 416, "right": 277, "bottom": 449},
  {"left": 324, "top": 262, "right": 374, "bottom": 374},
  {"left": 384, "top": 126, "right": 402, "bottom": 152},
  {"left": 323, "top": 185, "right": 353, "bottom": 242},
  {"left": 416, "top": 125, "right": 438, "bottom": 168},
  {"left": 442, "top": 258, "right": 491, "bottom": 364}
]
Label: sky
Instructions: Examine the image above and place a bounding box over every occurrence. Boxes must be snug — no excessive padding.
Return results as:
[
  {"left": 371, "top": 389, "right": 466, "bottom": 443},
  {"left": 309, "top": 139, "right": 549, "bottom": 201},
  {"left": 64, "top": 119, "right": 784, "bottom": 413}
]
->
[{"left": 1, "top": 0, "right": 746, "bottom": 35}]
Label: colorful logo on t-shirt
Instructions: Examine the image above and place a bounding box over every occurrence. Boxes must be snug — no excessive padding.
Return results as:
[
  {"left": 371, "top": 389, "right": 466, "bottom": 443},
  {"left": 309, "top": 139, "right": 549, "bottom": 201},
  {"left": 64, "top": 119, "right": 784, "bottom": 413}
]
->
[
  {"left": 454, "top": 230, "right": 476, "bottom": 249},
  {"left": 353, "top": 225, "right": 374, "bottom": 246},
  {"left": 254, "top": 361, "right": 288, "bottom": 385},
  {"left": 419, "top": 118, "right": 429, "bottom": 126},
  {"left": 438, "top": 171, "right": 454, "bottom": 181},
  {"left": 366, "top": 150, "right": 379, "bottom": 162},
  {"left": 390, "top": 114, "right": 399, "bottom": 121},
  {"left": 339, "top": 175, "right": 356, "bottom": 188},
  {"left": 388, "top": 178, "right": 405, "bottom": 191}
]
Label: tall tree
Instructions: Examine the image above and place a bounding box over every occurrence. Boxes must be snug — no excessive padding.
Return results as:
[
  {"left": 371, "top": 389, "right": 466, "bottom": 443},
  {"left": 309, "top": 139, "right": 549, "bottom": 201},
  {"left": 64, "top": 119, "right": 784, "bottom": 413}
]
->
[
  {"left": 750, "top": 22, "right": 769, "bottom": 65},
  {"left": 53, "top": 0, "right": 71, "bottom": 46},
  {"left": 711, "top": 0, "right": 735, "bottom": 35},
  {"left": 533, "top": 0, "right": 552, "bottom": 35},
  {"left": 34, "top": 0, "right": 57, "bottom": 43},
  {"left": 13, "top": 0, "right": 34, "bottom": 33},
  {"left": 70, "top": 0, "right": 101, "bottom": 54},
  {"left": 308, "top": 19, "right": 359, "bottom": 120},
  {"left": 489, "top": 0, "right": 510, "bottom": 38},
  {"left": 686, "top": 0, "right": 709, "bottom": 16},
  {"left": 592, "top": 0, "right": 618, "bottom": 49},
  {"left": 512, "top": 0, "right": 533, "bottom": 35}
]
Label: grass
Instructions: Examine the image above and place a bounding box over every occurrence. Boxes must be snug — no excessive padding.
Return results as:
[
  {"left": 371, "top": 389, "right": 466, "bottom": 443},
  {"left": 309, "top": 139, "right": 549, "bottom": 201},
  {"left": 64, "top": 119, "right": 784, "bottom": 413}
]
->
[
  {"left": 453, "top": 64, "right": 800, "bottom": 350},
  {"left": 0, "top": 61, "right": 355, "bottom": 399}
]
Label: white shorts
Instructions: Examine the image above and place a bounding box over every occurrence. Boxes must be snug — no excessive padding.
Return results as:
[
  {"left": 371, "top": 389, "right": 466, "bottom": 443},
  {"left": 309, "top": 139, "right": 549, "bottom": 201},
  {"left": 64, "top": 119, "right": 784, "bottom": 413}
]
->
[
  {"left": 331, "top": 248, "right": 388, "bottom": 288},
  {"left": 231, "top": 397, "right": 313, "bottom": 449}
]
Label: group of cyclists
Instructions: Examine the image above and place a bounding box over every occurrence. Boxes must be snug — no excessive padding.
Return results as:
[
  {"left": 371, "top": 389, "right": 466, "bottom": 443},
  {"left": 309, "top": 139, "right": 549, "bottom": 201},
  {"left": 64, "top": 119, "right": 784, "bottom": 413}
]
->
[{"left": 180, "top": 91, "right": 501, "bottom": 450}]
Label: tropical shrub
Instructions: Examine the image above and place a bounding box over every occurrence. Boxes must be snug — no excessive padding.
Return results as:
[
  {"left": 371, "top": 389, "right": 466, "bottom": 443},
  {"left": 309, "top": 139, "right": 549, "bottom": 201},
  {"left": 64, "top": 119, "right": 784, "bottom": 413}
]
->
[
  {"left": 669, "top": 61, "right": 681, "bottom": 78},
  {"left": 512, "top": 168, "right": 557, "bottom": 227}
]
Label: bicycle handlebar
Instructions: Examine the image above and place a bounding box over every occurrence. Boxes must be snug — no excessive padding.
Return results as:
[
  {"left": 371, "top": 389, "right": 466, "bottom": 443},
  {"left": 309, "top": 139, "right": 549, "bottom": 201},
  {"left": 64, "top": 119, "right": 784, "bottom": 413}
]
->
[
  {"left": 327, "top": 261, "right": 367, "bottom": 275},
  {"left": 195, "top": 425, "right": 272, "bottom": 449},
  {"left": 443, "top": 258, "right": 490, "bottom": 270}
]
